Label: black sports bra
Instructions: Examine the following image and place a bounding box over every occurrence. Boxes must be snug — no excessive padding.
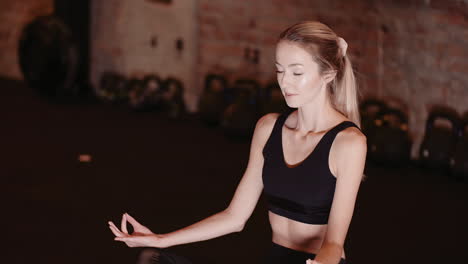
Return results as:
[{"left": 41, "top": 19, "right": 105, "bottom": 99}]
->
[{"left": 262, "top": 113, "right": 359, "bottom": 225}]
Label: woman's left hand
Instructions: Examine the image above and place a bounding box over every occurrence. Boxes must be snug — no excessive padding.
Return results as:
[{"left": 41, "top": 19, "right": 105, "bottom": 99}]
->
[{"left": 108, "top": 213, "right": 167, "bottom": 248}]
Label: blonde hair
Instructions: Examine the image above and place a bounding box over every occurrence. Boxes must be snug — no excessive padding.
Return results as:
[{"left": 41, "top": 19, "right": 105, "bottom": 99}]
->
[{"left": 279, "top": 21, "right": 361, "bottom": 127}]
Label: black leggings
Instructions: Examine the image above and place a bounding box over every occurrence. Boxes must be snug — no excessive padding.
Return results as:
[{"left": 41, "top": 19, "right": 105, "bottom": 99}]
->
[
  {"left": 264, "top": 242, "right": 347, "bottom": 264},
  {"left": 138, "top": 242, "right": 347, "bottom": 264}
]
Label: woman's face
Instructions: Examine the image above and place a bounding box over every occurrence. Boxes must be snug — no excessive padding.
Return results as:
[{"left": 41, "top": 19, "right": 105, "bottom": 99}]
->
[{"left": 275, "top": 41, "right": 325, "bottom": 108}]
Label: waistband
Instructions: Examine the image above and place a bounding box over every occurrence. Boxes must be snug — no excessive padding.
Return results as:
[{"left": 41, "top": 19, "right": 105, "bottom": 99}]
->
[{"left": 269, "top": 242, "right": 347, "bottom": 264}]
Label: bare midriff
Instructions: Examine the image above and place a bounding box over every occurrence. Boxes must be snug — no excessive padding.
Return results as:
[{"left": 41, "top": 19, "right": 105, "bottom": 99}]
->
[{"left": 269, "top": 211, "right": 346, "bottom": 259}]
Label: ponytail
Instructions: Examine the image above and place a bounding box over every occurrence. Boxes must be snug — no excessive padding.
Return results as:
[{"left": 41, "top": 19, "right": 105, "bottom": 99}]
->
[{"left": 332, "top": 55, "right": 361, "bottom": 127}]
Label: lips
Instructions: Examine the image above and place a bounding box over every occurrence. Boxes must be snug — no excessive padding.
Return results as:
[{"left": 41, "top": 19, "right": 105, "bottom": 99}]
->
[{"left": 285, "top": 92, "right": 298, "bottom": 96}]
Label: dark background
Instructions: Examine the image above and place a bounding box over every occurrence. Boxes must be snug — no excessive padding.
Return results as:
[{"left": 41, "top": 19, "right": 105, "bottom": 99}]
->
[{"left": 1, "top": 0, "right": 468, "bottom": 263}]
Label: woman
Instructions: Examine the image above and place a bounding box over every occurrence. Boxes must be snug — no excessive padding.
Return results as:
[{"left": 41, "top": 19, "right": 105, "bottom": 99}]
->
[{"left": 108, "top": 21, "right": 367, "bottom": 264}]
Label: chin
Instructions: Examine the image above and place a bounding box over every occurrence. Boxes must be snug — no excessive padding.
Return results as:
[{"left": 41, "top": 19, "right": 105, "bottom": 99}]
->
[{"left": 284, "top": 99, "right": 300, "bottom": 109}]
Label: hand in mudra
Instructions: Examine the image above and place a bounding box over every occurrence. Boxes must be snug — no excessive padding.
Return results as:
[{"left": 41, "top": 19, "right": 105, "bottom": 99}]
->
[{"left": 108, "top": 213, "right": 168, "bottom": 248}]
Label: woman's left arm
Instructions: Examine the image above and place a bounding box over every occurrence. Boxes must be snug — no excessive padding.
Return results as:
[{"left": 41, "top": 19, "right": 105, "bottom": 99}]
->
[{"left": 312, "top": 128, "right": 367, "bottom": 264}]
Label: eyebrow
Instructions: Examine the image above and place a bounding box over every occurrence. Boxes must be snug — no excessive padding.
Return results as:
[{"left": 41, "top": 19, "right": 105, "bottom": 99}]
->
[{"left": 275, "top": 62, "right": 304, "bottom": 67}]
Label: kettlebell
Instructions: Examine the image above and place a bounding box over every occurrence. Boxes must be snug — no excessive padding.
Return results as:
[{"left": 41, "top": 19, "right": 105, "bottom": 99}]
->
[
  {"left": 367, "top": 107, "right": 412, "bottom": 166},
  {"left": 198, "top": 74, "right": 229, "bottom": 126},
  {"left": 451, "top": 113, "right": 468, "bottom": 181},
  {"left": 99, "top": 71, "right": 128, "bottom": 103},
  {"left": 359, "top": 99, "right": 387, "bottom": 136},
  {"left": 161, "top": 77, "right": 186, "bottom": 119},
  {"left": 259, "top": 82, "right": 290, "bottom": 115},
  {"left": 419, "top": 106, "right": 461, "bottom": 172},
  {"left": 221, "top": 79, "right": 260, "bottom": 139}
]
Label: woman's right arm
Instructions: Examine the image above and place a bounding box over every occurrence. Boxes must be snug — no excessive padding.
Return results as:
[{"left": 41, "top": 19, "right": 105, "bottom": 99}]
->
[{"left": 109, "top": 113, "right": 279, "bottom": 248}]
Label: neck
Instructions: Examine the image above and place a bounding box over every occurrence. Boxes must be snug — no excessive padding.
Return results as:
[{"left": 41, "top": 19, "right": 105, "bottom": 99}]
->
[{"left": 294, "top": 92, "right": 340, "bottom": 134}]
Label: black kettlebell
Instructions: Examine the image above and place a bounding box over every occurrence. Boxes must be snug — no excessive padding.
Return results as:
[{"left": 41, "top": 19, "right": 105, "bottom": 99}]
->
[
  {"left": 99, "top": 71, "right": 128, "bottom": 103},
  {"left": 259, "top": 82, "right": 290, "bottom": 115},
  {"left": 127, "top": 78, "right": 145, "bottom": 109},
  {"left": 141, "top": 74, "right": 165, "bottom": 110},
  {"left": 367, "top": 107, "right": 412, "bottom": 166},
  {"left": 419, "top": 106, "right": 460, "bottom": 172},
  {"left": 198, "top": 74, "right": 229, "bottom": 126},
  {"left": 161, "top": 78, "right": 186, "bottom": 119},
  {"left": 451, "top": 113, "right": 468, "bottom": 181},
  {"left": 222, "top": 79, "right": 260, "bottom": 139},
  {"left": 359, "top": 99, "right": 387, "bottom": 136}
]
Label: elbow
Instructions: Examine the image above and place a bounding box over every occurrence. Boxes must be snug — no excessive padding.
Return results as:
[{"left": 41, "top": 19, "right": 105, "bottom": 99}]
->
[
  {"left": 222, "top": 209, "right": 245, "bottom": 233},
  {"left": 233, "top": 222, "right": 245, "bottom": 232},
  {"left": 230, "top": 216, "right": 245, "bottom": 232}
]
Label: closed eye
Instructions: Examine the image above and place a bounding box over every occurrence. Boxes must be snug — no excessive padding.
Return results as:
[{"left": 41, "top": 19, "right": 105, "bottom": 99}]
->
[{"left": 293, "top": 73, "right": 303, "bottom": 76}]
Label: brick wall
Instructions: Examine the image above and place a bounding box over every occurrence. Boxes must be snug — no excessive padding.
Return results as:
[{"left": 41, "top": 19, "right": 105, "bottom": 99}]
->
[
  {"left": 197, "top": 0, "right": 468, "bottom": 158},
  {"left": 374, "top": 0, "right": 467, "bottom": 157},
  {"left": 1, "top": 0, "right": 467, "bottom": 158},
  {"left": 0, "top": 0, "right": 53, "bottom": 80}
]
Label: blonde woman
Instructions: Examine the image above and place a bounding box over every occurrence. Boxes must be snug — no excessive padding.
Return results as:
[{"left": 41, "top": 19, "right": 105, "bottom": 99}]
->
[{"left": 109, "top": 21, "right": 367, "bottom": 264}]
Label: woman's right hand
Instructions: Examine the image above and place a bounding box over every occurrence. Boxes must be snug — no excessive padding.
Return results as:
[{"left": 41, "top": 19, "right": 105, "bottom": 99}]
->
[{"left": 108, "top": 213, "right": 170, "bottom": 248}]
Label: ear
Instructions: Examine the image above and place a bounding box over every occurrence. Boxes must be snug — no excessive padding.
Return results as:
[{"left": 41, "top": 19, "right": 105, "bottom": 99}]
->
[{"left": 322, "top": 70, "right": 337, "bottom": 85}]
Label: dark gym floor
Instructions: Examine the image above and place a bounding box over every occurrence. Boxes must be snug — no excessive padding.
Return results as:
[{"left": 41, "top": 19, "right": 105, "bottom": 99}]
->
[{"left": 3, "top": 78, "right": 467, "bottom": 264}]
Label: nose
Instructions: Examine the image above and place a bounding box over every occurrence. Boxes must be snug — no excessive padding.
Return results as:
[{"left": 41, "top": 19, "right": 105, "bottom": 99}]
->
[
  {"left": 277, "top": 71, "right": 289, "bottom": 90},
  {"left": 278, "top": 72, "right": 285, "bottom": 87}
]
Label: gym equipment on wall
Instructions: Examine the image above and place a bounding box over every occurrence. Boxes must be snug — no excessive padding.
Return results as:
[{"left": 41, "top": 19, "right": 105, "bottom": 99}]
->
[
  {"left": 259, "top": 82, "right": 290, "bottom": 115},
  {"left": 419, "top": 106, "right": 461, "bottom": 172},
  {"left": 198, "top": 74, "right": 229, "bottom": 126},
  {"left": 451, "top": 113, "right": 468, "bottom": 181},
  {"left": 18, "top": 15, "right": 79, "bottom": 98},
  {"left": 367, "top": 107, "right": 412, "bottom": 166},
  {"left": 221, "top": 79, "right": 260, "bottom": 139},
  {"left": 161, "top": 78, "right": 186, "bottom": 119},
  {"left": 99, "top": 72, "right": 128, "bottom": 103}
]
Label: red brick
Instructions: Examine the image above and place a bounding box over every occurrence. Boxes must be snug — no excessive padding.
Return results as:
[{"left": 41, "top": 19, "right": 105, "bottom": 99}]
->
[{"left": 434, "top": 11, "right": 468, "bottom": 27}]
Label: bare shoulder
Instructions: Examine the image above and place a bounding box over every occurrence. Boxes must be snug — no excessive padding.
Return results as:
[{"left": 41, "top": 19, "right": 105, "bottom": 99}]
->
[
  {"left": 254, "top": 113, "right": 281, "bottom": 136},
  {"left": 251, "top": 113, "right": 281, "bottom": 147},
  {"left": 331, "top": 125, "right": 367, "bottom": 179},
  {"left": 335, "top": 125, "right": 367, "bottom": 151}
]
